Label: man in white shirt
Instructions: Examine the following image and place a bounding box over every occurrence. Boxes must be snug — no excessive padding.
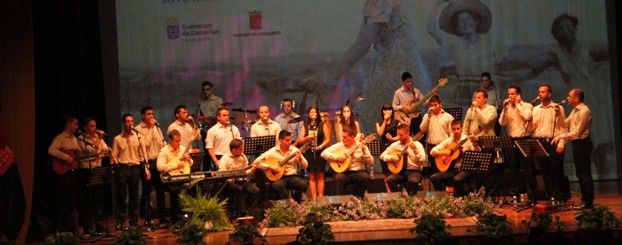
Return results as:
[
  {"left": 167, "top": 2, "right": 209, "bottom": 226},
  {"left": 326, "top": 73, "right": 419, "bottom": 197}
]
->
[
  {"left": 218, "top": 139, "right": 259, "bottom": 218},
  {"left": 206, "top": 107, "right": 241, "bottom": 170},
  {"left": 157, "top": 129, "right": 192, "bottom": 222},
  {"left": 254, "top": 130, "right": 308, "bottom": 202},
  {"left": 111, "top": 113, "right": 149, "bottom": 230},
  {"left": 380, "top": 124, "right": 427, "bottom": 195},
  {"left": 250, "top": 105, "right": 281, "bottom": 145},
  {"left": 321, "top": 126, "right": 373, "bottom": 198},
  {"left": 531, "top": 83, "right": 570, "bottom": 202},
  {"left": 553, "top": 88, "right": 594, "bottom": 209},
  {"left": 464, "top": 88, "right": 497, "bottom": 137},
  {"left": 135, "top": 106, "right": 166, "bottom": 228},
  {"left": 430, "top": 120, "right": 479, "bottom": 195},
  {"left": 419, "top": 95, "right": 453, "bottom": 168},
  {"left": 168, "top": 105, "right": 200, "bottom": 150}
]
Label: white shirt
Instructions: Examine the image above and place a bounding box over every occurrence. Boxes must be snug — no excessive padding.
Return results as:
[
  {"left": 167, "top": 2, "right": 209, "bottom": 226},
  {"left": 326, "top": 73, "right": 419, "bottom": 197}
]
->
[
  {"left": 531, "top": 102, "right": 567, "bottom": 148},
  {"left": 48, "top": 131, "right": 80, "bottom": 162},
  {"left": 430, "top": 134, "right": 476, "bottom": 169},
  {"left": 392, "top": 85, "right": 424, "bottom": 118},
  {"left": 167, "top": 121, "right": 199, "bottom": 149},
  {"left": 321, "top": 142, "right": 373, "bottom": 171},
  {"left": 420, "top": 110, "right": 454, "bottom": 144},
  {"left": 498, "top": 101, "right": 532, "bottom": 138},
  {"left": 253, "top": 145, "right": 308, "bottom": 176},
  {"left": 111, "top": 132, "right": 144, "bottom": 165},
  {"left": 274, "top": 112, "right": 302, "bottom": 142},
  {"left": 380, "top": 139, "right": 427, "bottom": 171},
  {"left": 205, "top": 122, "right": 241, "bottom": 156},
  {"left": 156, "top": 144, "right": 193, "bottom": 173},
  {"left": 250, "top": 119, "right": 281, "bottom": 146},
  {"left": 77, "top": 134, "right": 109, "bottom": 168},
  {"left": 219, "top": 153, "right": 252, "bottom": 174},
  {"left": 558, "top": 103, "right": 592, "bottom": 141},
  {"left": 136, "top": 122, "right": 165, "bottom": 160},
  {"left": 463, "top": 104, "right": 497, "bottom": 136}
]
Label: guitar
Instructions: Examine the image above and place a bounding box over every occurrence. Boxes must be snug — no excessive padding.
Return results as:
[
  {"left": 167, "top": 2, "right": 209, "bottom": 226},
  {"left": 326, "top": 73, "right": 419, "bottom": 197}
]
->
[
  {"left": 51, "top": 149, "right": 110, "bottom": 174},
  {"left": 164, "top": 141, "right": 194, "bottom": 176},
  {"left": 395, "top": 77, "right": 448, "bottom": 125},
  {"left": 329, "top": 133, "right": 378, "bottom": 173},
  {"left": 262, "top": 142, "right": 312, "bottom": 182},
  {"left": 434, "top": 127, "right": 481, "bottom": 173},
  {"left": 385, "top": 131, "right": 425, "bottom": 174}
]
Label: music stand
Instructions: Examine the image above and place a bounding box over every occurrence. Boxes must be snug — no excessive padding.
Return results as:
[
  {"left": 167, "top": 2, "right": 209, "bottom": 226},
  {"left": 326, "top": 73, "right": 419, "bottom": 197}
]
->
[
  {"left": 243, "top": 136, "right": 275, "bottom": 156},
  {"left": 460, "top": 151, "right": 493, "bottom": 173},
  {"left": 514, "top": 138, "right": 549, "bottom": 158},
  {"left": 444, "top": 107, "right": 463, "bottom": 121},
  {"left": 366, "top": 139, "right": 383, "bottom": 156},
  {"left": 87, "top": 165, "right": 113, "bottom": 187},
  {"left": 190, "top": 152, "right": 203, "bottom": 172},
  {"left": 478, "top": 136, "right": 513, "bottom": 164}
]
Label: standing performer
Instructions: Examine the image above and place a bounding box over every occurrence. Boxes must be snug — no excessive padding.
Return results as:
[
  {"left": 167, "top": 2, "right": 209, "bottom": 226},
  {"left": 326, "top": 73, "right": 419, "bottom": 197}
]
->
[
  {"left": 392, "top": 72, "right": 424, "bottom": 135},
  {"left": 76, "top": 118, "right": 109, "bottom": 236},
  {"left": 157, "top": 129, "right": 193, "bottom": 223},
  {"left": 376, "top": 105, "right": 399, "bottom": 192},
  {"left": 168, "top": 105, "right": 200, "bottom": 152},
  {"left": 135, "top": 106, "right": 166, "bottom": 228},
  {"left": 498, "top": 85, "right": 535, "bottom": 199},
  {"left": 111, "top": 114, "right": 149, "bottom": 230},
  {"left": 274, "top": 98, "right": 302, "bottom": 144},
  {"left": 380, "top": 124, "right": 427, "bottom": 195},
  {"left": 464, "top": 88, "right": 497, "bottom": 136},
  {"left": 553, "top": 88, "right": 594, "bottom": 209},
  {"left": 322, "top": 126, "right": 373, "bottom": 198},
  {"left": 254, "top": 130, "right": 308, "bottom": 202},
  {"left": 206, "top": 107, "right": 241, "bottom": 170},
  {"left": 198, "top": 80, "right": 224, "bottom": 119},
  {"left": 531, "top": 83, "right": 570, "bottom": 202},
  {"left": 48, "top": 117, "right": 81, "bottom": 233},
  {"left": 419, "top": 95, "right": 454, "bottom": 168},
  {"left": 250, "top": 105, "right": 281, "bottom": 144},
  {"left": 298, "top": 105, "right": 331, "bottom": 201}
]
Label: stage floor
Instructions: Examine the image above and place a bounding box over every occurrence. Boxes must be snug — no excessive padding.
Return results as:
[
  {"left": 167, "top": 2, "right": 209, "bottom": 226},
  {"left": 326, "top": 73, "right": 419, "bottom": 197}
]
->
[{"left": 80, "top": 180, "right": 622, "bottom": 244}]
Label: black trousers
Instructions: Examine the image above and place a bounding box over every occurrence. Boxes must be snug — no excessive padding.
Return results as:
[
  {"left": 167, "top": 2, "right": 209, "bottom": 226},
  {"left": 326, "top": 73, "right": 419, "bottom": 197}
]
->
[
  {"left": 77, "top": 169, "right": 105, "bottom": 232},
  {"left": 140, "top": 159, "right": 165, "bottom": 222},
  {"left": 222, "top": 180, "right": 260, "bottom": 218},
  {"left": 272, "top": 175, "right": 308, "bottom": 202},
  {"left": 536, "top": 138, "right": 569, "bottom": 201},
  {"left": 334, "top": 170, "right": 370, "bottom": 198},
  {"left": 430, "top": 169, "right": 470, "bottom": 195},
  {"left": 410, "top": 116, "right": 422, "bottom": 138},
  {"left": 55, "top": 170, "right": 78, "bottom": 232},
  {"left": 572, "top": 137, "right": 594, "bottom": 205},
  {"left": 112, "top": 164, "right": 141, "bottom": 226},
  {"left": 508, "top": 137, "right": 536, "bottom": 197},
  {"left": 387, "top": 170, "right": 422, "bottom": 195}
]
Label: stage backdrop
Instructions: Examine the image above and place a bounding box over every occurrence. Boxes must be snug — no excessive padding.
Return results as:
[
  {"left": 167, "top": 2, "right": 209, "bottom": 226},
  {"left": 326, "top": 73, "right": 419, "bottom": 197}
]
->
[{"left": 115, "top": 0, "right": 618, "bottom": 180}]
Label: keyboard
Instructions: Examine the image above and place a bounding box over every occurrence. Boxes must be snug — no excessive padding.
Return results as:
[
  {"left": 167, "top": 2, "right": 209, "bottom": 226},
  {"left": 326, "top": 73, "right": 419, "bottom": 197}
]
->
[{"left": 161, "top": 169, "right": 248, "bottom": 184}]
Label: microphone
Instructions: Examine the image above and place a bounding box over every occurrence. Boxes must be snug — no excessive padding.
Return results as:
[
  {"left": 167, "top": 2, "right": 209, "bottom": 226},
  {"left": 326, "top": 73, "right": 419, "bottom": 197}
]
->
[
  {"left": 131, "top": 127, "right": 140, "bottom": 134},
  {"left": 559, "top": 100, "right": 567, "bottom": 105},
  {"left": 74, "top": 129, "right": 85, "bottom": 137},
  {"left": 531, "top": 96, "right": 540, "bottom": 104},
  {"left": 503, "top": 98, "right": 511, "bottom": 106},
  {"left": 96, "top": 130, "right": 106, "bottom": 136}
]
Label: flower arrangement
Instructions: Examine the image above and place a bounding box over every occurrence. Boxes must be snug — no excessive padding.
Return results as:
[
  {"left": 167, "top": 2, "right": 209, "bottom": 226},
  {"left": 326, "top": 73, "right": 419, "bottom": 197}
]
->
[
  {"left": 44, "top": 232, "right": 80, "bottom": 245},
  {"left": 113, "top": 227, "right": 147, "bottom": 245},
  {"left": 411, "top": 213, "right": 452, "bottom": 244},
  {"left": 574, "top": 205, "right": 620, "bottom": 243},
  {"left": 295, "top": 212, "right": 334, "bottom": 245}
]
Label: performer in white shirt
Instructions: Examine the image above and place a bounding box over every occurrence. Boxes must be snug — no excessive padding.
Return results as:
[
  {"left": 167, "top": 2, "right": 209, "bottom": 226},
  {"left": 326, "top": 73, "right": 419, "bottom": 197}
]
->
[{"left": 380, "top": 124, "right": 427, "bottom": 195}]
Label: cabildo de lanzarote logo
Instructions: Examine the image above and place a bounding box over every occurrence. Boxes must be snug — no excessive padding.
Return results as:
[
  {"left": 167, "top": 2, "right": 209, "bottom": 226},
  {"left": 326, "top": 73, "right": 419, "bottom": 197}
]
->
[
  {"left": 249, "top": 10, "right": 262, "bottom": 30},
  {"left": 233, "top": 10, "right": 281, "bottom": 38},
  {"left": 167, "top": 16, "right": 180, "bottom": 39}
]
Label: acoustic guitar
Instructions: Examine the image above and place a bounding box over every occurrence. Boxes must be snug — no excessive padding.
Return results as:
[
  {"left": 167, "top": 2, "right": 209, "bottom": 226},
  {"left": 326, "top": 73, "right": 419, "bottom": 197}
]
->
[
  {"left": 51, "top": 149, "right": 109, "bottom": 174},
  {"left": 262, "top": 142, "right": 311, "bottom": 182},
  {"left": 394, "top": 77, "right": 448, "bottom": 125},
  {"left": 434, "top": 127, "right": 481, "bottom": 173},
  {"left": 328, "top": 133, "right": 377, "bottom": 173},
  {"left": 385, "top": 131, "right": 425, "bottom": 174}
]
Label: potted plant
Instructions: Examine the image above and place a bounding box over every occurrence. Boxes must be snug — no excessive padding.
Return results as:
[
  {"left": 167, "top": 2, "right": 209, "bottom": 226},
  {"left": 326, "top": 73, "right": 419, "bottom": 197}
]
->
[
  {"left": 177, "top": 223, "right": 207, "bottom": 245},
  {"left": 113, "top": 227, "right": 146, "bottom": 245},
  {"left": 411, "top": 213, "right": 453, "bottom": 245},
  {"left": 295, "top": 212, "right": 334, "bottom": 245},
  {"left": 574, "top": 205, "right": 620, "bottom": 243},
  {"left": 228, "top": 222, "right": 267, "bottom": 245},
  {"left": 179, "top": 181, "right": 232, "bottom": 231},
  {"left": 522, "top": 211, "right": 566, "bottom": 244},
  {"left": 476, "top": 213, "right": 513, "bottom": 244},
  {"left": 44, "top": 232, "right": 80, "bottom": 245}
]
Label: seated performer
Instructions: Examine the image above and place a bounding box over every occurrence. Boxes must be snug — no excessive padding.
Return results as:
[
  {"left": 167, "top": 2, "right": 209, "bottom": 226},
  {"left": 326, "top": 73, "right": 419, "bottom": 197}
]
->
[
  {"left": 253, "top": 130, "right": 308, "bottom": 202},
  {"left": 218, "top": 139, "right": 259, "bottom": 218},
  {"left": 321, "top": 126, "right": 373, "bottom": 198},
  {"left": 430, "top": 119, "right": 480, "bottom": 196},
  {"left": 380, "top": 124, "right": 426, "bottom": 195},
  {"left": 157, "top": 129, "right": 193, "bottom": 223}
]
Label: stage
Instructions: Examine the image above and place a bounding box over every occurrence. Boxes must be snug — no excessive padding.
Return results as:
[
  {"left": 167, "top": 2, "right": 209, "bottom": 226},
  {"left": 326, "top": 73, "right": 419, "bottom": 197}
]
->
[{"left": 72, "top": 180, "right": 622, "bottom": 244}]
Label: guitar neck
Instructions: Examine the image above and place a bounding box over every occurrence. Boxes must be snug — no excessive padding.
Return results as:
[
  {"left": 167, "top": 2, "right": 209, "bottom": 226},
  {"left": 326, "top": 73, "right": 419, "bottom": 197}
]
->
[
  {"left": 279, "top": 144, "right": 309, "bottom": 165},
  {"left": 409, "top": 82, "right": 445, "bottom": 114}
]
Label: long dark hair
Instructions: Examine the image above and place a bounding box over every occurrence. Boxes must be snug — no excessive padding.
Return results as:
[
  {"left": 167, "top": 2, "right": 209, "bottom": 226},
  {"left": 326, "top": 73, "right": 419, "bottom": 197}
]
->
[
  {"left": 306, "top": 105, "right": 322, "bottom": 126},
  {"left": 379, "top": 104, "right": 394, "bottom": 122}
]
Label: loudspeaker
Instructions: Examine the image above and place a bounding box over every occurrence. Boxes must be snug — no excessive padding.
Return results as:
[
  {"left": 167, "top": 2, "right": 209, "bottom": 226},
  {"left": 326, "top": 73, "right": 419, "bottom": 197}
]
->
[{"left": 317, "top": 195, "right": 355, "bottom": 205}]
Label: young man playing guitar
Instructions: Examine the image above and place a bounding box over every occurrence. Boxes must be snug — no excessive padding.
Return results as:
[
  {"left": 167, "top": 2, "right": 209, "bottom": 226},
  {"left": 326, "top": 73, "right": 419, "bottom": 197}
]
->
[
  {"left": 430, "top": 119, "right": 480, "bottom": 196},
  {"left": 380, "top": 124, "right": 427, "bottom": 195},
  {"left": 392, "top": 72, "right": 424, "bottom": 135},
  {"left": 47, "top": 116, "right": 81, "bottom": 233},
  {"left": 218, "top": 139, "right": 259, "bottom": 218},
  {"left": 253, "top": 130, "right": 308, "bottom": 202},
  {"left": 156, "top": 129, "right": 193, "bottom": 224},
  {"left": 321, "top": 126, "right": 374, "bottom": 198}
]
